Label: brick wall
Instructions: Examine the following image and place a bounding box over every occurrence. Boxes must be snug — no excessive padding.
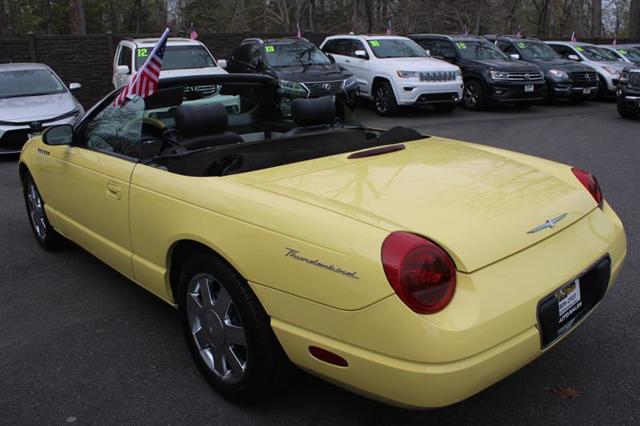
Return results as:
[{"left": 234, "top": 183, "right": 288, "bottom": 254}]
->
[{"left": 0, "top": 32, "right": 636, "bottom": 107}]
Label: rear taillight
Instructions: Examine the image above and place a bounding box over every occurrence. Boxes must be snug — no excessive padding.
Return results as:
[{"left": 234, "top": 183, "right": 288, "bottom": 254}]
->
[
  {"left": 381, "top": 232, "right": 456, "bottom": 314},
  {"left": 572, "top": 167, "right": 603, "bottom": 208}
]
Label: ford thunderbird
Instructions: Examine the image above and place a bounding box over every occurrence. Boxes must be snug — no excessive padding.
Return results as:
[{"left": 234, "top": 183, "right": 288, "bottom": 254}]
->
[{"left": 18, "top": 74, "right": 626, "bottom": 408}]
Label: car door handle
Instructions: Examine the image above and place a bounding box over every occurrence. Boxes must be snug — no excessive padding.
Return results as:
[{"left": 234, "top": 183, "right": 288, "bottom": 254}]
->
[
  {"left": 345, "top": 59, "right": 351, "bottom": 63},
  {"left": 106, "top": 182, "right": 122, "bottom": 200}
]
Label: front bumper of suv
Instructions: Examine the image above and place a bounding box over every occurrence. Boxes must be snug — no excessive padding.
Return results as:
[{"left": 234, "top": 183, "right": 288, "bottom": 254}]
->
[
  {"left": 395, "top": 79, "right": 464, "bottom": 106},
  {"left": 486, "top": 81, "right": 546, "bottom": 104}
]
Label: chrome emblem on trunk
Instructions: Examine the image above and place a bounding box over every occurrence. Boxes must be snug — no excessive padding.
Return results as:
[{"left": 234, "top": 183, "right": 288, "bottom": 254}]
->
[{"left": 527, "top": 213, "right": 568, "bottom": 234}]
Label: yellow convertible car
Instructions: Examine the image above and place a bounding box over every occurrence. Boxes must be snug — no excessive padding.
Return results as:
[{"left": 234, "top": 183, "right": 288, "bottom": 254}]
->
[{"left": 19, "top": 75, "right": 626, "bottom": 408}]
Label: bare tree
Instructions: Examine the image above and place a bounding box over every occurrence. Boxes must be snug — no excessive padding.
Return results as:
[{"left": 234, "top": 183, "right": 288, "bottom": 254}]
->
[
  {"left": 69, "top": 0, "right": 87, "bottom": 34},
  {"left": 632, "top": 0, "right": 640, "bottom": 37},
  {"left": 592, "top": 0, "right": 602, "bottom": 36}
]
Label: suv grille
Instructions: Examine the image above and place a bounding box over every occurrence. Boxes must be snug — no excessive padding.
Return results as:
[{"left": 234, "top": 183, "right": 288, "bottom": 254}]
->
[
  {"left": 492, "top": 71, "right": 544, "bottom": 82},
  {"left": 629, "top": 71, "right": 640, "bottom": 89},
  {"left": 570, "top": 71, "right": 599, "bottom": 86},
  {"left": 302, "top": 80, "right": 343, "bottom": 97},
  {"left": 419, "top": 71, "right": 457, "bottom": 82}
]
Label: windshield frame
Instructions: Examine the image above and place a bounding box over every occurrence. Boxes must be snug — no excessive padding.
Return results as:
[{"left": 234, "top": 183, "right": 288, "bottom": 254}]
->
[
  {"left": 454, "top": 40, "right": 508, "bottom": 60},
  {"left": 135, "top": 44, "right": 217, "bottom": 70},
  {"left": 263, "top": 41, "right": 331, "bottom": 67},
  {"left": 0, "top": 68, "right": 68, "bottom": 100},
  {"left": 367, "top": 38, "right": 429, "bottom": 59},
  {"left": 514, "top": 41, "right": 561, "bottom": 60},
  {"left": 575, "top": 45, "right": 621, "bottom": 62}
]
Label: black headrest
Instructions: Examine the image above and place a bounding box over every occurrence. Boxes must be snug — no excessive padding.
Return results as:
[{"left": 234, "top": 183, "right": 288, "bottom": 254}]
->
[
  {"left": 291, "top": 96, "right": 336, "bottom": 127},
  {"left": 175, "top": 102, "right": 228, "bottom": 138}
]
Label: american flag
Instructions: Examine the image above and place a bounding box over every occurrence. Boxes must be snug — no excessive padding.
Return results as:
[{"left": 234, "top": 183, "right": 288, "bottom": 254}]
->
[
  {"left": 296, "top": 22, "right": 301, "bottom": 38},
  {"left": 386, "top": 19, "right": 392, "bottom": 35},
  {"left": 570, "top": 31, "right": 577, "bottom": 42},
  {"left": 114, "top": 28, "right": 170, "bottom": 107},
  {"left": 190, "top": 29, "right": 198, "bottom": 40}
]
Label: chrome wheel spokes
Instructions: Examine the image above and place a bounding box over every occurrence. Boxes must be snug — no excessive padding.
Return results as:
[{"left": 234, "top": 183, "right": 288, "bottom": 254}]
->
[
  {"left": 187, "top": 273, "right": 247, "bottom": 383},
  {"left": 27, "top": 182, "right": 47, "bottom": 240}
]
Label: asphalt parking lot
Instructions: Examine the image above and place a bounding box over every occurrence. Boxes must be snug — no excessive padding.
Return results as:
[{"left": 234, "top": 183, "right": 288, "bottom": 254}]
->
[{"left": 1, "top": 101, "right": 638, "bottom": 425}]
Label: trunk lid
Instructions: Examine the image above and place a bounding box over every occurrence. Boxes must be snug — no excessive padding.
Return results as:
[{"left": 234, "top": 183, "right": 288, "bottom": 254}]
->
[{"left": 232, "top": 138, "right": 596, "bottom": 272}]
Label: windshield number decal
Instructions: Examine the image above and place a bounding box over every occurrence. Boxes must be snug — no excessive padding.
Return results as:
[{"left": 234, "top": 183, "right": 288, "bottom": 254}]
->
[
  {"left": 265, "top": 45, "right": 275, "bottom": 53},
  {"left": 575, "top": 46, "right": 584, "bottom": 52},
  {"left": 617, "top": 49, "right": 627, "bottom": 54},
  {"left": 456, "top": 42, "right": 467, "bottom": 49},
  {"left": 137, "top": 48, "right": 148, "bottom": 57},
  {"left": 369, "top": 40, "right": 380, "bottom": 47},
  {"left": 517, "top": 42, "right": 526, "bottom": 48}
]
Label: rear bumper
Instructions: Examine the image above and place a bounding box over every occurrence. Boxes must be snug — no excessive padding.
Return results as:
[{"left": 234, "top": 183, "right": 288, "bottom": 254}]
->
[{"left": 253, "top": 202, "right": 626, "bottom": 408}]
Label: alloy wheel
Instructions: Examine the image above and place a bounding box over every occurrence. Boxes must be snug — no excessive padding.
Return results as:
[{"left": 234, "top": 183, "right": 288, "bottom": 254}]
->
[
  {"left": 186, "top": 273, "right": 248, "bottom": 384},
  {"left": 26, "top": 181, "right": 47, "bottom": 240},
  {"left": 463, "top": 84, "right": 480, "bottom": 108},
  {"left": 375, "top": 85, "right": 390, "bottom": 114}
]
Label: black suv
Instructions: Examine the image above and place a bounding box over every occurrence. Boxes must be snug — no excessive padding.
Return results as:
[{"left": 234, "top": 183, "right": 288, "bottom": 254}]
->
[
  {"left": 226, "top": 37, "right": 359, "bottom": 113},
  {"left": 408, "top": 34, "right": 546, "bottom": 110},
  {"left": 617, "top": 67, "right": 640, "bottom": 118},
  {"left": 486, "top": 36, "right": 599, "bottom": 102}
]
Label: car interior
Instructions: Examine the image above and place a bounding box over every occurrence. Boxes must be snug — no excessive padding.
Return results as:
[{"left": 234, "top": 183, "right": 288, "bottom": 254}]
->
[{"left": 82, "top": 77, "right": 427, "bottom": 177}]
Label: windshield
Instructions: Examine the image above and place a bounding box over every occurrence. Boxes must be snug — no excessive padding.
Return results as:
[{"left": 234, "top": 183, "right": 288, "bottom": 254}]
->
[
  {"left": 0, "top": 69, "right": 67, "bottom": 99},
  {"left": 367, "top": 39, "right": 428, "bottom": 58},
  {"left": 575, "top": 45, "right": 620, "bottom": 62},
  {"left": 264, "top": 41, "right": 331, "bottom": 67},
  {"left": 455, "top": 41, "right": 507, "bottom": 60},
  {"left": 515, "top": 41, "right": 561, "bottom": 60},
  {"left": 614, "top": 47, "right": 640, "bottom": 62},
  {"left": 136, "top": 45, "right": 216, "bottom": 70}
]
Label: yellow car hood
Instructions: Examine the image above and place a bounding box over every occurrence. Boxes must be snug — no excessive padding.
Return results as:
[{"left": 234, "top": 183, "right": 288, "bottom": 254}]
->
[{"left": 233, "top": 137, "right": 596, "bottom": 272}]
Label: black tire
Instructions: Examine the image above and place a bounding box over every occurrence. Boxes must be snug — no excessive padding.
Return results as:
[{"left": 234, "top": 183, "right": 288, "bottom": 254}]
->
[
  {"left": 373, "top": 80, "right": 399, "bottom": 116},
  {"left": 568, "top": 96, "right": 585, "bottom": 104},
  {"left": 433, "top": 102, "right": 457, "bottom": 113},
  {"left": 178, "top": 251, "right": 290, "bottom": 403},
  {"left": 617, "top": 104, "right": 638, "bottom": 119},
  {"left": 22, "top": 172, "right": 65, "bottom": 250},
  {"left": 462, "top": 80, "right": 485, "bottom": 111}
]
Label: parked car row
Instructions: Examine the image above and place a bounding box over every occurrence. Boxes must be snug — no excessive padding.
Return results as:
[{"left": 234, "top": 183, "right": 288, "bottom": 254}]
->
[{"left": 1, "top": 34, "right": 638, "bottom": 155}]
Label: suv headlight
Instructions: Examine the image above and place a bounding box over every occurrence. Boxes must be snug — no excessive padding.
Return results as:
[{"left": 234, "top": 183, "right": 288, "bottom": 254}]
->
[
  {"left": 342, "top": 76, "right": 358, "bottom": 89},
  {"left": 602, "top": 66, "right": 621, "bottom": 77},
  {"left": 455, "top": 69, "right": 462, "bottom": 79},
  {"left": 619, "top": 70, "right": 629, "bottom": 83},
  {"left": 397, "top": 70, "right": 419, "bottom": 78},
  {"left": 278, "top": 80, "right": 309, "bottom": 97},
  {"left": 548, "top": 69, "right": 569, "bottom": 79},
  {"left": 489, "top": 70, "right": 509, "bottom": 80}
]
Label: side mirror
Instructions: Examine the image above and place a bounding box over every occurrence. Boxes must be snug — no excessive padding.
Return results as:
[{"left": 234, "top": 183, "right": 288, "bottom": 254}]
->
[
  {"left": 354, "top": 49, "right": 368, "bottom": 59},
  {"left": 568, "top": 54, "right": 580, "bottom": 61},
  {"left": 424, "top": 49, "right": 431, "bottom": 56},
  {"left": 116, "top": 65, "right": 130, "bottom": 75},
  {"left": 69, "top": 82, "right": 81, "bottom": 91},
  {"left": 255, "top": 60, "right": 266, "bottom": 71},
  {"left": 43, "top": 124, "right": 73, "bottom": 146},
  {"left": 327, "top": 53, "right": 336, "bottom": 64},
  {"left": 217, "top": 59, "right": 227, "bottom": 69},
  {"left": 510, "top": 53, "right": 520, "bottom": 60}
]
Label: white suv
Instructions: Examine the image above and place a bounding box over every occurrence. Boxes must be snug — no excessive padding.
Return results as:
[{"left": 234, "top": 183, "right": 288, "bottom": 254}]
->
[
  {"left": 320, "top": 35, "right": 463, "bottom": 115},
  {"left": 546, "top": 41, "right": 627, "bottom": 96},
  {"left": 112, "top": 37, "right": 228, "bottom": 89}
]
